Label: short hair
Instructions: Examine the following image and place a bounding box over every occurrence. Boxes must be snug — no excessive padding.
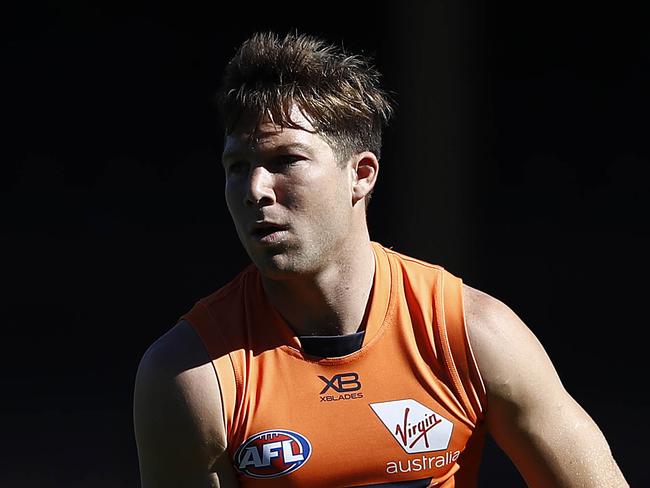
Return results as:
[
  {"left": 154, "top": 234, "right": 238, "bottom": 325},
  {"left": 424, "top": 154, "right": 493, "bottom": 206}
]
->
[{"left": 215, "top": 31, "right": 394, "bottom": 163}]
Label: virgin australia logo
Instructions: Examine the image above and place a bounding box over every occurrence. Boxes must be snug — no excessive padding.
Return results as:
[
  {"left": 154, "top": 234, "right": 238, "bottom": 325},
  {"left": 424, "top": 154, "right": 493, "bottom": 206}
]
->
[{"left": 370, "top": 399, "right": 454, "bottom": 454}]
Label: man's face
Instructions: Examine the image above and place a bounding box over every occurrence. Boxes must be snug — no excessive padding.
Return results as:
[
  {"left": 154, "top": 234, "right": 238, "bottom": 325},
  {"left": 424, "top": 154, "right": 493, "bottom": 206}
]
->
[{"left": 222, "top": 108, "right": 355, "bottom": 279}]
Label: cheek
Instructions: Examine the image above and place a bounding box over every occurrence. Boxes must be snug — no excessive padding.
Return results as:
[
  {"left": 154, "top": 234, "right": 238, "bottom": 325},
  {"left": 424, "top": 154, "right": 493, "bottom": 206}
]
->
[
  {"left": 275, "top": 176, "right": 307, "bottom": 208},
  {"left": 223, "top": 189, "right": 235, "bottom": 214},
  {"left": 224, "top": 177, "right": 244, "bottom": 203},
  {"left": 224, "top": 187, "right": 245, "bottom": 224},
  {"left": 297, "top": 169, "right": 347, "bottom": 205}
]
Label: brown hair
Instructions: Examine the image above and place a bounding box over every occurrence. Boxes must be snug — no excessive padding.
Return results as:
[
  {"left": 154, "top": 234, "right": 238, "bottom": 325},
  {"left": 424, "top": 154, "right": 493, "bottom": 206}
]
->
[{"left": 216, "top": 31, "right": 394, "bottom": 164}]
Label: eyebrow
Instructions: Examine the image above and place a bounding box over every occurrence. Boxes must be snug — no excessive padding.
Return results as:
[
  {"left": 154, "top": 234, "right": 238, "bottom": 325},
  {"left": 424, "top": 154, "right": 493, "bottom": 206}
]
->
[{"left": 222, "top": 142, "right": 314, "bottom": 164}]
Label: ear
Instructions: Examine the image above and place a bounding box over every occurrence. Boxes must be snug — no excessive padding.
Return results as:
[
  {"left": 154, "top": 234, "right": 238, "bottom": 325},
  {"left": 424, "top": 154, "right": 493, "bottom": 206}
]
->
[{"left": 350, "top": 152, "right": 379, "bottom": 205}]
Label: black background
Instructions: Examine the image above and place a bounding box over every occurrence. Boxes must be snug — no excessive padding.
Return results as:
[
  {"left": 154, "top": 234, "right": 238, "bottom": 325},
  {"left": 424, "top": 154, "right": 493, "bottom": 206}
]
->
[{"left": 3, "top": 1, "right": 648, "bottom": 486}]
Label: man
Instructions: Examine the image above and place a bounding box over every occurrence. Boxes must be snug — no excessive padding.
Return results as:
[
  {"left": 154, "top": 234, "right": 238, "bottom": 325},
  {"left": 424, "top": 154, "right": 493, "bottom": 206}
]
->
[{"left": 133, "top": 31, "right": 628, "bottom": 487}]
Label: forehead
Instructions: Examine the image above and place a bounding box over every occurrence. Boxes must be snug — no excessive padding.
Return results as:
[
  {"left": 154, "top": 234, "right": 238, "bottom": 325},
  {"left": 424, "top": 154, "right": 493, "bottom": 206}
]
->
[{"left": 222, "top": 106, "right": 330, "bottom": 157}]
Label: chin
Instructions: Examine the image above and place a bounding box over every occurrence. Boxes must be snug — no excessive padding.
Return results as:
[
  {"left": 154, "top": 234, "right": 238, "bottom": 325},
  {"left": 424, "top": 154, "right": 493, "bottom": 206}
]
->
[
  {"left": 251, "top": 250, "right": 312, "bottom": 281},
  {"left": 255, "top": 262, "right": 301, "bottom": 281}
]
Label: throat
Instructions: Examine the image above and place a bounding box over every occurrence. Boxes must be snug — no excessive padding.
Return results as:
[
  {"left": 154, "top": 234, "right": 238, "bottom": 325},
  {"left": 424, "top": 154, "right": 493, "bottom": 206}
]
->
[{"left": 260, "top": 240, "right": 377, "bottom": 337}]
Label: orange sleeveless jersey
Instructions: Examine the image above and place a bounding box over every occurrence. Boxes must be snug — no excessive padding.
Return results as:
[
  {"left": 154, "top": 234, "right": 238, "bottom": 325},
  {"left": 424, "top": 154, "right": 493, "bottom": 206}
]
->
[{"left": 181, "top": 242, "right": 487, "bottom": 487}]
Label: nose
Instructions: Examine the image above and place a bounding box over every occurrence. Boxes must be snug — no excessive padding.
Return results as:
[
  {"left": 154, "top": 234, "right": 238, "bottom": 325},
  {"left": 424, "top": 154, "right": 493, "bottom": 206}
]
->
[{"left": 244, "top": 165, "right": 275, "bottom": 207}]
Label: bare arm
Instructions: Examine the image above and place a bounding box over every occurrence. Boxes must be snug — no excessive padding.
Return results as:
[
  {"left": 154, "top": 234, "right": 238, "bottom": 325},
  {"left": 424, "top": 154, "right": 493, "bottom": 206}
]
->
[
  {"left": 463, "top": 285, "right": 627, "bottom": 487},
  {"left": 133, "top": 320, "right": 238, "bottom": 487}
]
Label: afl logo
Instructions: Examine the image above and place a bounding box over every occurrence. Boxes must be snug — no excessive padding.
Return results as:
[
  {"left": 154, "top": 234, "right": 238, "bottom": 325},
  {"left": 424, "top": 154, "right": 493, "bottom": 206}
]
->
[{"left": 234, "top": 429, "right": 312, "bottom": 479}]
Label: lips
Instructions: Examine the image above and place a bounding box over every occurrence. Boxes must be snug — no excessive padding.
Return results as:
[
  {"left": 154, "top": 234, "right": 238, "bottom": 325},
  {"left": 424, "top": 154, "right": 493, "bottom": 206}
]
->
[{"left": 249, "top": 222, "right": 289, "bottom": 240}]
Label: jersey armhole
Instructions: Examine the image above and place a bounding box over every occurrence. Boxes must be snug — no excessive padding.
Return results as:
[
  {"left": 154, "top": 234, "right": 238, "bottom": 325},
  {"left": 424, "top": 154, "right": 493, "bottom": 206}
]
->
[
  {"left": 441, "top": 270, "right": 488, "bottom": 424},
  {"left": 181, "top": 302, "right": 238, "bottom": 444}
]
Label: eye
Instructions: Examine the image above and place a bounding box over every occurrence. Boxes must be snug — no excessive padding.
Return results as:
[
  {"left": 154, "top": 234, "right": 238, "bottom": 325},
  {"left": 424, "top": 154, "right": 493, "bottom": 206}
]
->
[
  {"left": 270, "top": 155, "right": 304, "bottom": 169},
  {"left": 225, "top": 160, "right": 248, "bottom": 176}
]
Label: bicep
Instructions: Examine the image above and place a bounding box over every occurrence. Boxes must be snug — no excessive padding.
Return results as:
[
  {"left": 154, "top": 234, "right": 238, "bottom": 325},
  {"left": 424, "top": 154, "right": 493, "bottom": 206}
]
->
[
  {"left": 463, "top": 286, "right": 627, "bottom": 487},
  {"left": 133, "top": 322, "right": 238, "bottom": 488}
]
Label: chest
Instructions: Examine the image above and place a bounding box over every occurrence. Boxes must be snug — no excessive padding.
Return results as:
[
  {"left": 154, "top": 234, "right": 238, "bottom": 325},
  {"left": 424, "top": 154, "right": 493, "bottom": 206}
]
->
[{"left": 227, "top": 337, "right": 476, "bottom": 487}]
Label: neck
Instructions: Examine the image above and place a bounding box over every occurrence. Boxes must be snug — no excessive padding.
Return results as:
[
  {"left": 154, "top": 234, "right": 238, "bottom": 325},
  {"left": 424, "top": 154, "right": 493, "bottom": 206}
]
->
[{"left": 260, "top": 236, "right": 376, "bottom": 337}]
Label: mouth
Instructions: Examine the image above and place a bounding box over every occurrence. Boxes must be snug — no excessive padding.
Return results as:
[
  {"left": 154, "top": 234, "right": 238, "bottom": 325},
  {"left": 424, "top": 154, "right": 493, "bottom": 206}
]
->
[{"left": 249, "top": 223, "right": 289, "bottom": 243}]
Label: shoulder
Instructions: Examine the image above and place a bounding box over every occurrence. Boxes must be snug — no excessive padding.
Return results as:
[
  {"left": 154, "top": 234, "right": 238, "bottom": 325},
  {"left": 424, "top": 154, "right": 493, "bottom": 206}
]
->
[
  {"left": 135, "top": 320, "right": 218, "bottom": 397},
  {"left": 134, "top": 320, "right": 235, "bottom": 487},
  {"left": 462, "top": 282, "right": 516, "bottom": 330},
  {"left": 462, "top": 283, "right": 539, "bottom": 355},
  {"left": 460, "top": 284, "right": 629, "bottom": 486},
  {"left": 461, "top": 283, "right": 553, "bottom": 397}
]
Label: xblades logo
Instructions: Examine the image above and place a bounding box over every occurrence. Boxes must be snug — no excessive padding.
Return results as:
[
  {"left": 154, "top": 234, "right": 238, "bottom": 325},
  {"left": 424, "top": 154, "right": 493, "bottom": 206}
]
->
[
  {"left": 319, "top": 373, "right": 361, "bottom": 393},
  {"left": 318, "top": 372, "right": 363, "bottom": 402}
]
